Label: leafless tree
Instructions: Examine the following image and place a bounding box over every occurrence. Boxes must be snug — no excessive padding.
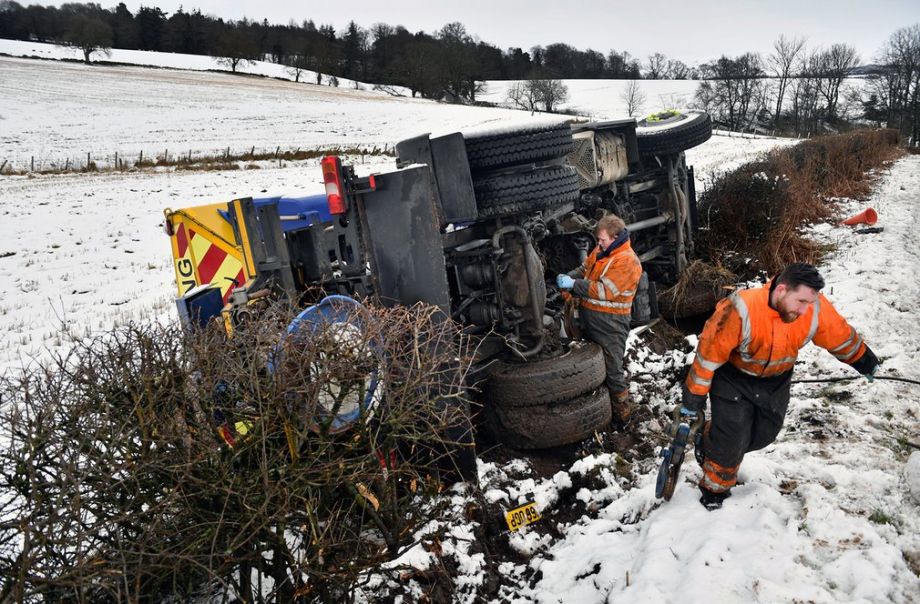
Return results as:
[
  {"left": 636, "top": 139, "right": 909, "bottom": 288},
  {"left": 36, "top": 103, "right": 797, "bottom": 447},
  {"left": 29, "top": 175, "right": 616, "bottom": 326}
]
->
[
  {"left": 507, "top": 80, "right": 539, "bottom": 113},
  {"left": 645, "top": 52, "right": 667, "bottom": 79},
  {"left": 817, "top": 43, "right": 860, "bottom": 119},
  {"left": 531, "top": 78, "right": 569, "bottom": 112},
  {"left": 789, "top": 50, "right": 823, "bottom": 136},
  {"left": 767, "top": 34, "right": 807, "bottom": 129},
  {"left": 665, "top": 59, "right": 691, "bottom": 80},
  {"left": 64, "top": 14, "right": 112, "bottom": 64},
  {"left": 694, "top": 53, "right": 766, "bottom": 131},
  {"left": 620, "top": 79, "right": 646, "bottom": 117},
  {"left": 287, "top": 52, "right": 309, "bottom": 83},
  {"left": 216, "top": 28, "right": 259, "bottom": 72},
  {"left": 876, "top": 23, "right": 920, "bottom": 143}
]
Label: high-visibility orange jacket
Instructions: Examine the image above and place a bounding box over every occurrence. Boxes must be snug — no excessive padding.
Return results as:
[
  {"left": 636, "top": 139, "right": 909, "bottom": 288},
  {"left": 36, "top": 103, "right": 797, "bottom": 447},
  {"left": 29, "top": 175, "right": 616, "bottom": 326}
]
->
[
  {"left": 686, "top": 281, "right": 867, "bottom": 397},
  {"left": 570, "top": 239, "right": 642, "bottom": 315}
]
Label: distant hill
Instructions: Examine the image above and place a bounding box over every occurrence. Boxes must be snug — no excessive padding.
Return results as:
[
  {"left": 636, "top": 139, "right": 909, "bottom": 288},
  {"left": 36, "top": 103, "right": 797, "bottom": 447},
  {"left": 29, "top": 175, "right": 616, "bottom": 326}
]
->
[{"left": 849, "top": 64, "right": 886, "bottom": 76}]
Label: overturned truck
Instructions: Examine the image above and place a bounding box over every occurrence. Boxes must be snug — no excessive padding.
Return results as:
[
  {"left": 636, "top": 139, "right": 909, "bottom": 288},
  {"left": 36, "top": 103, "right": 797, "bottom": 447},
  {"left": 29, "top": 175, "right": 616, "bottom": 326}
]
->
[{"left": 164, "top": 111, "right": 712, "bottom": 465}]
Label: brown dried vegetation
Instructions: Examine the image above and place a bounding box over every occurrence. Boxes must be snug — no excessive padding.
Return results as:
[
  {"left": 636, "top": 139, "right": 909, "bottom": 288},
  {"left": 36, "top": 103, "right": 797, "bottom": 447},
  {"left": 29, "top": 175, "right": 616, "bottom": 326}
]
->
[
  {"left": 0, "top": 302, "right": 474, "bottom": 602},
  {"left": 696, "top": 128, "right": 902, "bottom": 279}
]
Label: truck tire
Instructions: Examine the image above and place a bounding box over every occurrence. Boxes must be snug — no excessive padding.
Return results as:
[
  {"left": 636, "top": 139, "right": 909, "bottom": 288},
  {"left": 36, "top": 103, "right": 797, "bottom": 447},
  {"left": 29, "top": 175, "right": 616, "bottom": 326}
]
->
[
  {"left": 464, "top": 122, "right": 574, "bottom": 171},
  {"left": 473, "top": 165, "right": 579, "bottom": 218},
  {"left": 636, "top": 111, "right": 712, "bottom": 157},
  {"left": 485, "top": 342, "right": 606, "bottom": 407},
  {"left": 486, "top": 388, "right": 612, "bottom": 450}
]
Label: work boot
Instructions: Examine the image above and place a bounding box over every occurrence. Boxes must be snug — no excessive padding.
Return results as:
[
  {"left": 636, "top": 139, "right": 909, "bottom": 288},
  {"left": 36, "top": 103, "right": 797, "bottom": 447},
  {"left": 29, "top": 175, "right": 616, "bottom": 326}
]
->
[
  {"left": 699, "top": 485, "right": 731, "bottom": 511},
  {"left": 694, "top": 420, "right": 710, "bottom": 466},
  {"left": 611, "top": 388, "right": 631, "bottom": 427}
]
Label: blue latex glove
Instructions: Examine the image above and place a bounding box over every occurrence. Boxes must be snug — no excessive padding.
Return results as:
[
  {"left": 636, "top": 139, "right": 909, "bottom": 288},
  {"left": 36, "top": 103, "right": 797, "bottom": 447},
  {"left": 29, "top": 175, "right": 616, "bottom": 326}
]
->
[
  {"left": 556, "top": 274, "right": 575, "bottom": 290},
  {"left": 865, "top": 364, "right": 879, "bottom": 383},
  {"left": 679, "top": 406, "right": 698, "bottom": 419}
]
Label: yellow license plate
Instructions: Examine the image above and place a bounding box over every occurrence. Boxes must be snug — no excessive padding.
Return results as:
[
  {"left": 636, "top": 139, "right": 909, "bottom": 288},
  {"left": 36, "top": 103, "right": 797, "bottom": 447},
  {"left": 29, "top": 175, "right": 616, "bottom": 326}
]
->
[{"left": 505, "top": 502, "right": 541, "bottom": 531}]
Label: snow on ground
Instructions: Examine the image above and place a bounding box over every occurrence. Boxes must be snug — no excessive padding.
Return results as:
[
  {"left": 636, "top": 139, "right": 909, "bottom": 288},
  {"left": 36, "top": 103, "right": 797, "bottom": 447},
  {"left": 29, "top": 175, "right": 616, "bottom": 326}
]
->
[
  {"left": 479, "top": 79, "right": 700, "bottom": 120},
  {"left": 0, "top": 155, "right": 395, "bottom": 372},
  {"left": 0, "top": 44, "right": 533, "bottom": 171},
  {"left": 0, "top": 39, "right": 794, "bottom": 174},
  {"left": 2, "top": 47, "right": 917, "bottom": 602},
  {"left": 0, "top": 38, "right": 392, "bottom": 92},
  {"left": 363, "top": 157, "right": 920, "bottom": 603}
]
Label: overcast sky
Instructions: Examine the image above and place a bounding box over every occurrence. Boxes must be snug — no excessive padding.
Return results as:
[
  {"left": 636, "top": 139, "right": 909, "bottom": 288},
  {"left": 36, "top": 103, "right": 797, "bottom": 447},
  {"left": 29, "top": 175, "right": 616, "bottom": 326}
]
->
[{"left": 48, "top": 0, "right": 919, "bottom": 65}]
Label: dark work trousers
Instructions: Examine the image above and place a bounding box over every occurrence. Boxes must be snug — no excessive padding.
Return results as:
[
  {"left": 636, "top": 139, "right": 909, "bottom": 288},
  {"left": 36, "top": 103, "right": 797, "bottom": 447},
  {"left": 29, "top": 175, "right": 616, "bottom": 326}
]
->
[
  {"left": 704, "top": 364, "right": 793, "bottom": 469},
  {"left": 580, "top": 308, "right": 631, "bottom": 395}
]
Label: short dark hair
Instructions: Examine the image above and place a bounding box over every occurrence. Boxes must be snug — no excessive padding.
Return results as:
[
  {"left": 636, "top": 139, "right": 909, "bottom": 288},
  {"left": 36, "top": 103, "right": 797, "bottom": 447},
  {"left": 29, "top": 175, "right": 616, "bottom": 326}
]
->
[{"left": 776, "top": 262, "right": 825, "bottom": 291}]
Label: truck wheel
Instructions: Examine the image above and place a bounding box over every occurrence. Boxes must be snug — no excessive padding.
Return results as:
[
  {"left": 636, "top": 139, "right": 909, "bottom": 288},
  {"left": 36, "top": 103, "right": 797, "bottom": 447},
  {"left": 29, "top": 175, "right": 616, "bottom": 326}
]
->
[
  {"left": 485, "top": 342, "right": 606, "bottom": 407},
  {"left": 486, "top": 388, "right": 612, "bottom": 450},
  {"left": 473, "top": 165, "right": 579, "bottom": 218},
  {"left": 464, "top": 122, "right": 573, "bottom": 171},
  {"left": 636, "top": 111, "right": 712, "bottom": 157}
]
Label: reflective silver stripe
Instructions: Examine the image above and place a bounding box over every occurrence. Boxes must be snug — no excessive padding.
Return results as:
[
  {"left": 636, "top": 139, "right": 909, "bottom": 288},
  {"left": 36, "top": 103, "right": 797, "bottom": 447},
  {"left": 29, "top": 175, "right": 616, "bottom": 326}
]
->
[
  {"left": 737, "top": 365, "right": 761, "bottom": 377},
  {"left": 586, "top": 298, "right": 632, "bottom": 309},
  {"left": 700, "top": 474, "right": 729, "bottom": 493},
  {"left": 601, "top": 277, "right": 620, "bottom": 297},
  {"left": 688, "top": 370, "right": 711, "bottom": 388},
  {"left": 596, "top": 281, "right": 607, "bottom": 301},
  {"left": 765, "top": 357, "right": 796, "bottom": 370},
  {"left": 834, "top": 336, "right": 864, "bottom": 361},
  {"left": 830, "top": 327, "right": 858, "bottom": 354},
  {"left": 842, "top": 342, "right": 864, "bottom": 362},
  {"left": 803, "top": 297, "right": 821, "bottom": 346},
  {"left": 695, "top": 352, "right": 723, "bottom": 373},
  {"left": 731, "top": 293, "right": 766, "bottom": 365}
]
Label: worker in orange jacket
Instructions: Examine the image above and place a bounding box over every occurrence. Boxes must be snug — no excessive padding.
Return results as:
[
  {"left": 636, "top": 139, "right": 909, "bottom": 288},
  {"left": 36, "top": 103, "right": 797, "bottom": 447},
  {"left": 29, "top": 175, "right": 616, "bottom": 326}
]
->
[
  {"left": 682, "top": 263, "right": 879, "bottom": 509},
  {"left": 557, "top": 214, "right": 643, "bottom": 425}
]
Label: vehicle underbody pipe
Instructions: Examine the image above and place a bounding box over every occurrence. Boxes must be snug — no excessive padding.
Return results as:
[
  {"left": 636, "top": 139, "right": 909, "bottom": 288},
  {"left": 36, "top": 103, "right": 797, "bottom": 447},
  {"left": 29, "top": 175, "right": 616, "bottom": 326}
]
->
[
  {"left": 626, "top": 214, "right": 670, "bottom": 233},
  {"left": 666, "top": 156, "right": 688, "bottom": 274},
  {"left": 492, "top": 226, "right": 545, "bottom": 359}
]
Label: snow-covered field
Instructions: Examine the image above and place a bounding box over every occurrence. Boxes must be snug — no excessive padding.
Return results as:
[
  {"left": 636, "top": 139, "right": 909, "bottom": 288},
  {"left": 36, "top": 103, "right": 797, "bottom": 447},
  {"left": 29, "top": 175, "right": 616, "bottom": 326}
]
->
[
  {"left": 1, "top": 38, "right": 776, "bottom": 172},
  {"left": 1, "top": 43, "right": 918, "bottom": 602}
]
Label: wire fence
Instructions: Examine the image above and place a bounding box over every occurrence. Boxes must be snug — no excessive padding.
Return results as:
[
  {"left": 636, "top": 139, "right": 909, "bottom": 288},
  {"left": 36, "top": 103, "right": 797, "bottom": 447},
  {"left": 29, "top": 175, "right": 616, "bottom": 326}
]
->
[{"left": 0, "top": 143, "right": 396, "bottom": 175}]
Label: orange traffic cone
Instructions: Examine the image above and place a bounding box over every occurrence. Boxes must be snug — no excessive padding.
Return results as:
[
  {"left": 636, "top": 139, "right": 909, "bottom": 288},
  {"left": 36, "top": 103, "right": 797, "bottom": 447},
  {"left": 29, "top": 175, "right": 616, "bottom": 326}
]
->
[{"left": 841, "top": 207, "right": 878, "bottom": 226}]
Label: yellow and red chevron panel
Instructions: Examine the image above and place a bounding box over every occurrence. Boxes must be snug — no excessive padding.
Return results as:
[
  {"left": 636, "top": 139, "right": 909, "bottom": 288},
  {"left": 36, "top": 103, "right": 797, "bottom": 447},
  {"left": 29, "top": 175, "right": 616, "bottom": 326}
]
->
[{"left": 167, "top": 204, "right": 249, "bottom": 304}]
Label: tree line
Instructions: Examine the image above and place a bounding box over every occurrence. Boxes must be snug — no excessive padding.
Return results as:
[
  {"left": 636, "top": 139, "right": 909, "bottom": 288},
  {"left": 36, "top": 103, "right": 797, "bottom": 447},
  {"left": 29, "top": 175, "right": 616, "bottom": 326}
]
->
[
  {"left": 1, "top": 3, "right": 917, "bottom": 142},
  {"left": 0, "top": 1, "right": 658, "bottom": 100},
  {"left": 694, "top": 28, "right": 919, "bottom": 142}
]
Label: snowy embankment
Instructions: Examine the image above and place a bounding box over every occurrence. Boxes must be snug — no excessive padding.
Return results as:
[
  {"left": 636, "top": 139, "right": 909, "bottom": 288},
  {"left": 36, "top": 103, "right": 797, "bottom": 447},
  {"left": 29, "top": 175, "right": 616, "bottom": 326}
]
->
[{"left": 362, "top": 157, "right": 920, "bottom": 603}]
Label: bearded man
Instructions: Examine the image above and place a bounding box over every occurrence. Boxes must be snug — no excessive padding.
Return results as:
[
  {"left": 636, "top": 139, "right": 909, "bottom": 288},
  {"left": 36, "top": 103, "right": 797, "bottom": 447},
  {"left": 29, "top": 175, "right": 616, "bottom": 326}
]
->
[{"left": 681, "top": 263, "right": 879, "bottom": 509}]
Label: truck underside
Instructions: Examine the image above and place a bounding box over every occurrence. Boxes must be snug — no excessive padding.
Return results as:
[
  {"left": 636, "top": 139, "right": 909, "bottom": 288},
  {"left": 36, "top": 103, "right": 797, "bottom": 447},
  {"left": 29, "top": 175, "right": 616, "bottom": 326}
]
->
[{"left": 164, "top": 111, "right": 713, "bottom": 457}]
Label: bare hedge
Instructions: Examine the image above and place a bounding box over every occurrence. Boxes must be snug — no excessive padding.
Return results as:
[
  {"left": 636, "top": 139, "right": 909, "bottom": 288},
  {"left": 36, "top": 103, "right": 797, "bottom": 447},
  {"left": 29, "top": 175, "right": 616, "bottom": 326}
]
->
[
  {"left": 0, "top": 302, "right": 476, "bottom": 602},
  {"left": 696, "top": 128, "right": 902, "bottom": 277}
]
